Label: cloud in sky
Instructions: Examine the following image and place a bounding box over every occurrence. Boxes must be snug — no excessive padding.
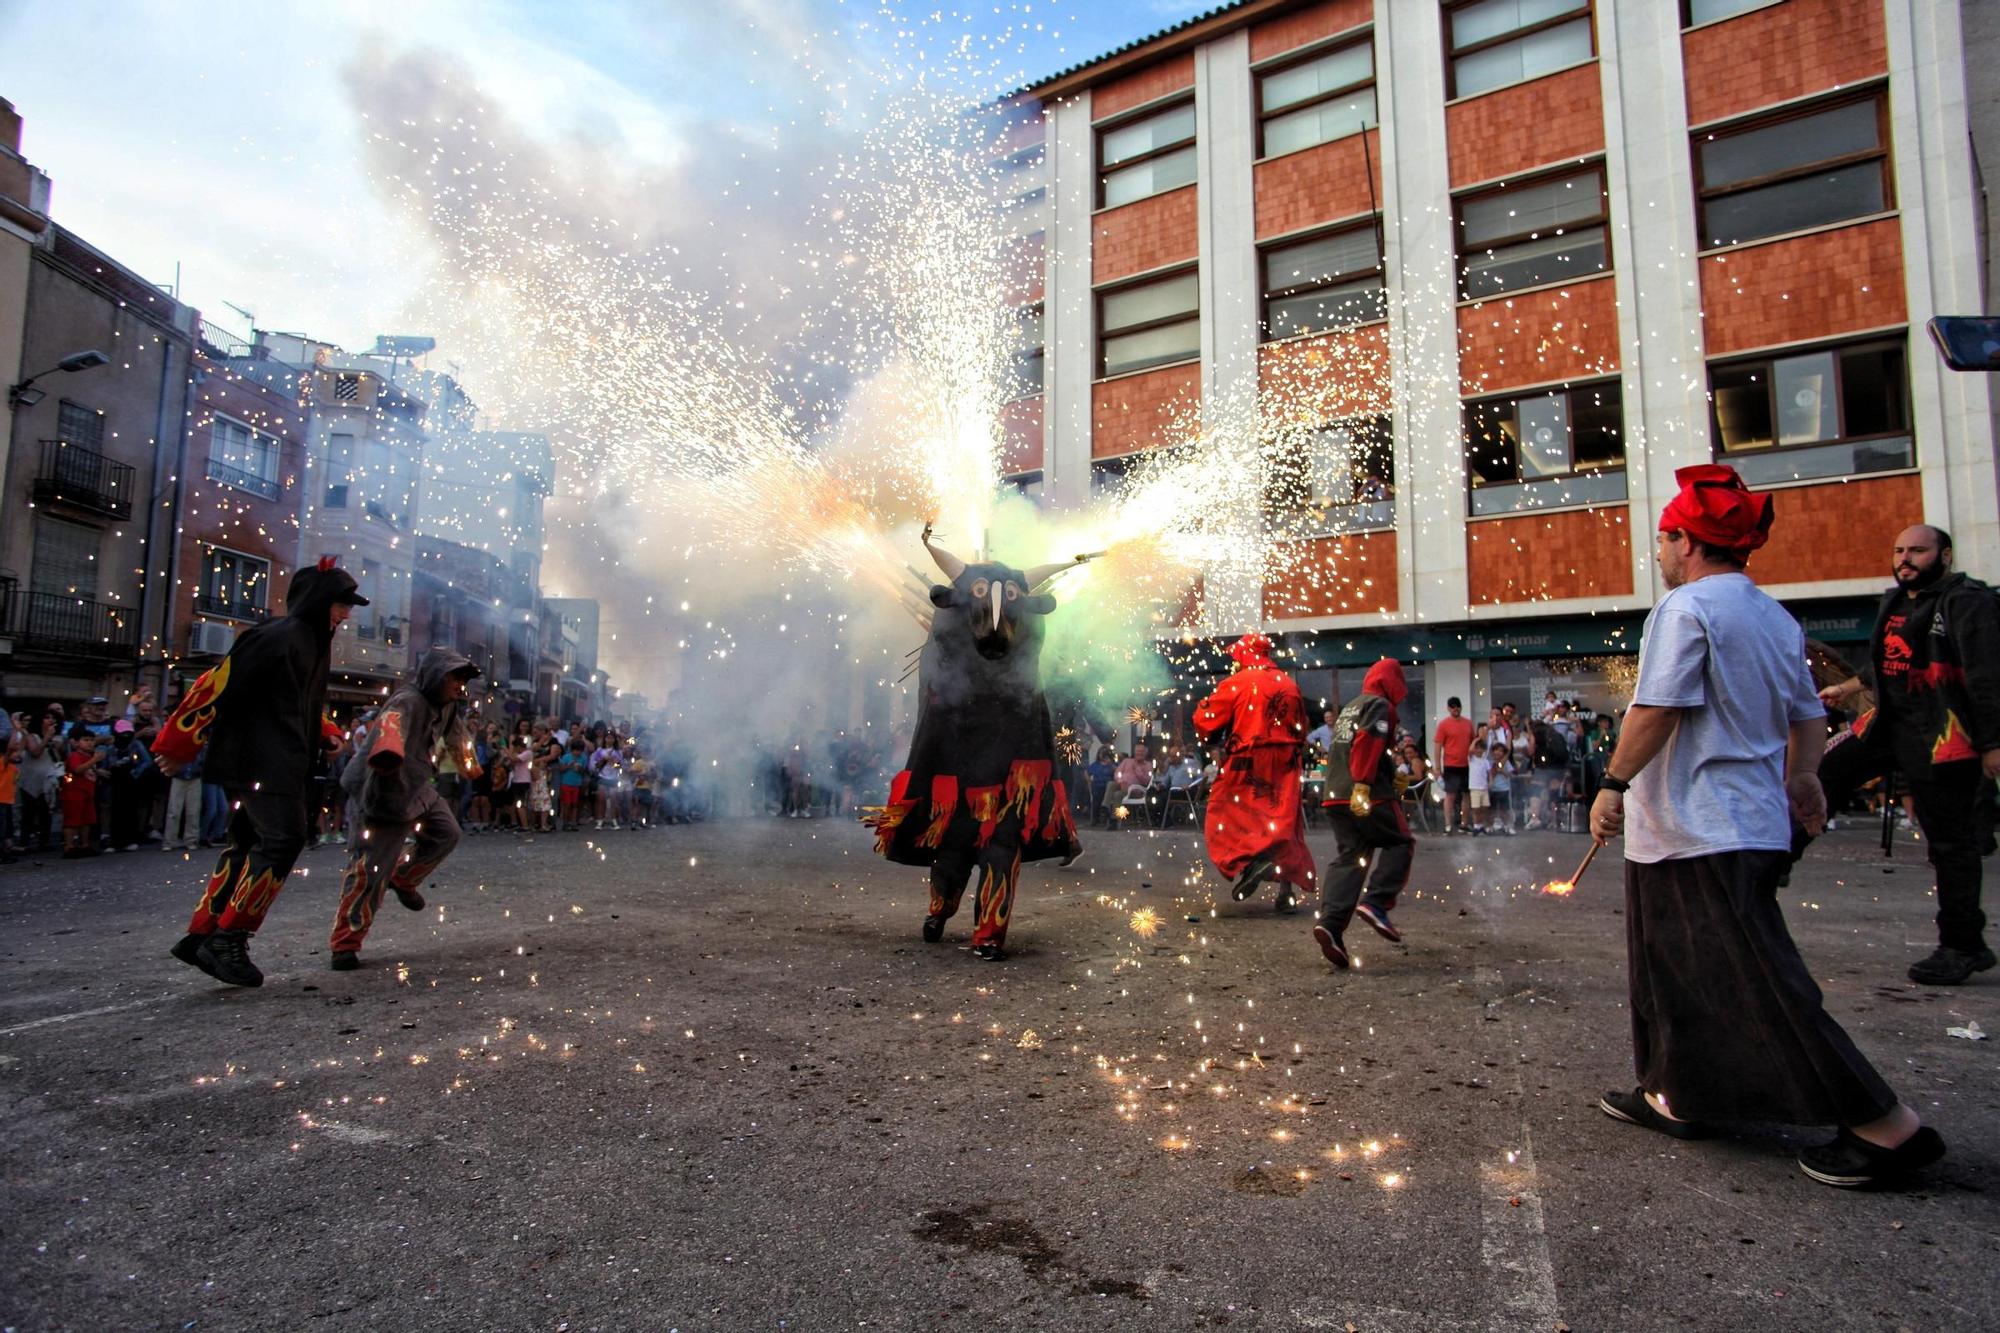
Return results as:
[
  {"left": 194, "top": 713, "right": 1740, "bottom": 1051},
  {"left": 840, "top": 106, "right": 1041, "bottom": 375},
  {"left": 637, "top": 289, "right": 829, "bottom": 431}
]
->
[{"left": 0, "top": 0, "right": 1215, "bottom": 691}]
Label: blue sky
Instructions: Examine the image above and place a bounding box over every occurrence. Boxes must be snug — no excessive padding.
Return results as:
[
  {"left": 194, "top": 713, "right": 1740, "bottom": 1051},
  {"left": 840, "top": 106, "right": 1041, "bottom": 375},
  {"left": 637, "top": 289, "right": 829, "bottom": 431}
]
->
[{"left": 1, "top": 0, "right": 1215, "bottom": 352}]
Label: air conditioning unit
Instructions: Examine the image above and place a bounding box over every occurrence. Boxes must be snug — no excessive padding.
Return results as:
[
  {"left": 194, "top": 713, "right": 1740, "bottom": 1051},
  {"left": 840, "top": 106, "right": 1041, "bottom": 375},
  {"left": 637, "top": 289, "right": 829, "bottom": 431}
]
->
[{"left": 190, "top": 621, "right": 237, "bottom": 657}]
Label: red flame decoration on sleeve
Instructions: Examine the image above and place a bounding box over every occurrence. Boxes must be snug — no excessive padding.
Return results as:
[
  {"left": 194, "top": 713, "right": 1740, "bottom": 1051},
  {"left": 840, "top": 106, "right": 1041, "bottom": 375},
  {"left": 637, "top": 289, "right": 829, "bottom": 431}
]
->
[{"left": 151, "top": 657, "right": 232, "bottom": 768}]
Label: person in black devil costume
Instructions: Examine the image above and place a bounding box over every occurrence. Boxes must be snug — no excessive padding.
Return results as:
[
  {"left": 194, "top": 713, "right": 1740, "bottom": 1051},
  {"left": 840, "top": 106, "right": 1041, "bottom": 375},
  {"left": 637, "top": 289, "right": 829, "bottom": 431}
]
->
[
  {"left": 155, "top": 557, "right": 367, "bottom": 988},
  {"left": 869, "top": 527, "right": 1086, "bottom": 961}
]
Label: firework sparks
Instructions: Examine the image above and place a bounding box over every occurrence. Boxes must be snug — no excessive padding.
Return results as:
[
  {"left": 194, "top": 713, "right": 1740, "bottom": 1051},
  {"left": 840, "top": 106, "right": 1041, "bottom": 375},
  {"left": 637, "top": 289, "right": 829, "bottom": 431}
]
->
[{"left": 1129, "top": 907, "right": 1162, "bottom": 939}]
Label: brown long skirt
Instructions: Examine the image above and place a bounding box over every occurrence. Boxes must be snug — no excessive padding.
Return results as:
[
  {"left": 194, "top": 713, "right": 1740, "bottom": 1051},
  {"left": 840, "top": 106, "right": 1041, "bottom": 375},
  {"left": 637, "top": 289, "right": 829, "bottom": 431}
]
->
[{"left": 1626, "top": 849, "right": 1897, "bottom": 1126}]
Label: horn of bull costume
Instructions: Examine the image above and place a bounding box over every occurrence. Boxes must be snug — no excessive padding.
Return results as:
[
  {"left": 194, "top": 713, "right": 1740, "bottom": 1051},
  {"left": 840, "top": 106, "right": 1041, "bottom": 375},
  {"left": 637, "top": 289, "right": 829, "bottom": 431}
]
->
[{"left": 867, "top": 529, "right": 1087, "bottom": 961}]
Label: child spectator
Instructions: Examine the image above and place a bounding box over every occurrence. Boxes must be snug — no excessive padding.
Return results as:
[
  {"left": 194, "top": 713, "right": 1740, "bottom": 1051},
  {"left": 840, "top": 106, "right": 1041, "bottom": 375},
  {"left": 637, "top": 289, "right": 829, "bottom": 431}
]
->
[
  {"left": 1486, "top": 742, "right": 1514, "bottom": 835},
  {"left": 558, "top": 739, "right": 588, "bottom": 830},
  {"left": 529, "top": 728, "right": 555, "bottom": 832},
  {"left": 1466, "top": 744, "right": 1492, "bottom": 835},
  {"left": 61, "top": 728, "right": 101, "bottom": 858},
  {"left": 162, "top": 736, "right": 205, "bottom": 852}
]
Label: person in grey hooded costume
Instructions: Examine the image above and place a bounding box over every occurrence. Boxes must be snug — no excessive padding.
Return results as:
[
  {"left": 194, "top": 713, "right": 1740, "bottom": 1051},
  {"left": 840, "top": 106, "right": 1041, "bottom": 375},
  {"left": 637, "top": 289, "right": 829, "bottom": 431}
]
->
[{"left": 328, "top": 647, "right": 481, "bottom": 970}]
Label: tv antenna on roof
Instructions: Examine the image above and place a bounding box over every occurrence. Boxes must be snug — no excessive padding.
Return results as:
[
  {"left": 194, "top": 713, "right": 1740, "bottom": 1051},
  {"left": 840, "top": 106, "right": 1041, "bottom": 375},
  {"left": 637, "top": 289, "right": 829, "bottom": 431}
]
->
[{"left": 223, "top": 300, "right": 256, "bottom": 327}]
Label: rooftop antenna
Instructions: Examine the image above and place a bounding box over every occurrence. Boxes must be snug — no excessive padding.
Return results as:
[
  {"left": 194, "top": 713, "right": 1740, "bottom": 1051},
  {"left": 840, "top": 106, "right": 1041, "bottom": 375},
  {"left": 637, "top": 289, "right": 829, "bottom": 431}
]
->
[{"left": 223, "top": 300, "right": 256, "bottom": 328}]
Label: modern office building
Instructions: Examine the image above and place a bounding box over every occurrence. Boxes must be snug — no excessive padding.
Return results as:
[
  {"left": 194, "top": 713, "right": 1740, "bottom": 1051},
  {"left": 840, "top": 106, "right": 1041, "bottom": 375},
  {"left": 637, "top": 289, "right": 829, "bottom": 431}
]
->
[{"left": 1013, "top": 0, "right": 1999, "bottom": 721}]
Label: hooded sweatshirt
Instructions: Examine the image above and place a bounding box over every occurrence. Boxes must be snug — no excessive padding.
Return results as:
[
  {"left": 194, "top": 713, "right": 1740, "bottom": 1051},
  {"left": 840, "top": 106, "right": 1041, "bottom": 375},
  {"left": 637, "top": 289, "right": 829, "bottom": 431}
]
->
[
  {"left": 343, "top": 647, "right": 479, "bottom": 822},
  {"left": 1858, "top": 571, "right": 2000, "bottom": 767},
  {"left": 1322, "top": 658, "right": 1407, "bottom": 805},
  {"left": 161, "top": 562, "right": 358, "bottom": 799}
]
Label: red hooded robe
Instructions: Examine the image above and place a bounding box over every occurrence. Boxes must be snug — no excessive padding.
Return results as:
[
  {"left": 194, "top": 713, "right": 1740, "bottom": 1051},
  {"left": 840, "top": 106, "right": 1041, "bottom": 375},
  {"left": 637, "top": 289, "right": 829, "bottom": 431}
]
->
[{"left": 1193, "top": 634, "right": 1314, "bottom": 888}]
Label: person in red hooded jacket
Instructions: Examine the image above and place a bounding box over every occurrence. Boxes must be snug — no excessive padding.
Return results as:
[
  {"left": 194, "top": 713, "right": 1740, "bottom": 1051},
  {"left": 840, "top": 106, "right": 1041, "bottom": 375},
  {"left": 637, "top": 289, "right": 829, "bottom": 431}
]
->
[
  {"left": 1313, "top": 658, "right": 1414, "bottom": 969},
  {"left": 1193, "top": 633, "right": 1313, "bottom": 910}
]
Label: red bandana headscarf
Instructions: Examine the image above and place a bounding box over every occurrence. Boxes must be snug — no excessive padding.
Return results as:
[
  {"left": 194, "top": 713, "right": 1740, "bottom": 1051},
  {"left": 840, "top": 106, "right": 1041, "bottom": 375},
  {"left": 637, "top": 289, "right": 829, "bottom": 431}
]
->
[
  {"left": 1659, "top": 464, "right": 1773, "bottom": 557},
  {"left": 1228, "top": 633, "right": 1275, "bottom": 670}
]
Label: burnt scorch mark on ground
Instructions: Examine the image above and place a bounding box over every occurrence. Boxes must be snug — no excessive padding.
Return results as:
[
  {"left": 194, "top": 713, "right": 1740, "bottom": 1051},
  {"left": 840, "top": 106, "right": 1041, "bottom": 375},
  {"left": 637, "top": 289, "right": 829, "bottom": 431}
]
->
[{"left": 913, "top": 1202, "right": 1150, "bottom": 1301}]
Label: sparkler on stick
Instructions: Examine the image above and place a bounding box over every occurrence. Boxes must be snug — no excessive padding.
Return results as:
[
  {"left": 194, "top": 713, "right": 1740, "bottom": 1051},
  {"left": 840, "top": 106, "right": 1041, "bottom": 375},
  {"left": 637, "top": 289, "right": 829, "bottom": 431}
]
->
[{"left": 1541, "top": 842, "right": 1601, "bottom": 897}]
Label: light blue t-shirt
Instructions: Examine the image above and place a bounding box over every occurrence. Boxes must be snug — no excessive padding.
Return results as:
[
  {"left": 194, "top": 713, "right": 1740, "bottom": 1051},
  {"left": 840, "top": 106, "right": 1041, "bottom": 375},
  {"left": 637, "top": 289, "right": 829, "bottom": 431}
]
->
[{"left": 1625, "top": 573, "right": 1823, "bottom": 864}]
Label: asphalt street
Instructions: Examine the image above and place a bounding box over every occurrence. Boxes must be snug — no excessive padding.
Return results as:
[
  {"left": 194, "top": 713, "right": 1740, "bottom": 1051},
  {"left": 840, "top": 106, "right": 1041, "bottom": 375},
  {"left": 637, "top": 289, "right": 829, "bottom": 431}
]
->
[{"left": 2, "top": 813, "right": 1995, "bottom": 1332}]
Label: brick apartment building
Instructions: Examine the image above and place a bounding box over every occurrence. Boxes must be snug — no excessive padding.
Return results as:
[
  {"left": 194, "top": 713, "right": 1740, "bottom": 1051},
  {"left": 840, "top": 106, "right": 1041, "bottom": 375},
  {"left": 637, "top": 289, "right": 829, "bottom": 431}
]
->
[
  {"left": 0, "top": 221, "right": 194, "bottom": 711},
  {"left": 1013, "top": 0, "right": 2000, "bottom": 722},
  {"left": 162, "top": 330, "right": 313, "bottom": 696}
]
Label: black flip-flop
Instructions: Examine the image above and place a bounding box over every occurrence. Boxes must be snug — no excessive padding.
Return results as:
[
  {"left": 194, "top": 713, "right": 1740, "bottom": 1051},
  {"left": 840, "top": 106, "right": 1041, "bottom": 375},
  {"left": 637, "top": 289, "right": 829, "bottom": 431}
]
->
[{"left": 1598, "top": 1087, "right": 1708, "bottom": 1140}]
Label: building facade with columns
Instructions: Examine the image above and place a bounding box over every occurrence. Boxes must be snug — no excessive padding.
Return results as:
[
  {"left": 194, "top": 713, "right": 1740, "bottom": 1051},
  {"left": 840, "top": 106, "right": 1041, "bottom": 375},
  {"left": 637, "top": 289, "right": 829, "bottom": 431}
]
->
[{"left": 1015, "top": 0, "right": 1999, "bottom": 727}]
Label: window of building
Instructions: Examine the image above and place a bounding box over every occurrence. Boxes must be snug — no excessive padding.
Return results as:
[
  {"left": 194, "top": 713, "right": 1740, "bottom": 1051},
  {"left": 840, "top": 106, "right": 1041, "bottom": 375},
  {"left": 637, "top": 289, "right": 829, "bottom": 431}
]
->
[
  {"left": 1010, "top": 305, "right": 1045, "bottom": 399},
  {"left": 1695, "top": 92, "right": 1889, "bottom": 249},
  {"left": 1258, "top": 36, "right": 1376, "bottom": 158},
  {"left": 1708, "top": 336, "right": 1912, "bottom": 484},
  {"left": 1003, "top": 470, "right": 1044, "bottom": 501},
  {"left": 1098, "top": 100, "right": 1197, "bottom": 209},
  {"left": 1464, "top": 378, "right": 1626, "bottom": 515},
  {"left": 1262, "top": 220, "right": 1385, "bottom": 340},
  {"left": 199, "top": 547, "right": 270, "bottom": 621},
  {"left": 1457, "top": 164, "right": 1608, "bottom": 299},
  {"left": 1446, "top": 0, "right": 1594, "bottom": 100},
  {"left": 1682, "top": 0, "right": 1781, "bottom": 27},
  {"left": 1091, "top": 455, "right": 1135, "bottom": 497},
  {"left": 30, "top": 517, "right": 98, "bottom": 597},
  {"left": 209, "top": 415, "right": 282, "bottom": 497},
  {"left": 1098, "top": 269, "right": 1200, "bottom": 377},
  {"left": 1269, "top": 415, "right": 1396, "bottom": 534},
  {"left": 56, "top": 399, "right": 104, "bottom": 452},
  {"left": 324, "top": 432, "right": 355, "bottom": 508}
]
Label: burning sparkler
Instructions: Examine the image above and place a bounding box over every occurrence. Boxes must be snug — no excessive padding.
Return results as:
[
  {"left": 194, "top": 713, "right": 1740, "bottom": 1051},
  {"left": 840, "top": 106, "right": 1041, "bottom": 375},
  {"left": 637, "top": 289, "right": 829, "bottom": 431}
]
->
[{"left": 1542, "top": 842, "right": 1601, "bottom": 897}]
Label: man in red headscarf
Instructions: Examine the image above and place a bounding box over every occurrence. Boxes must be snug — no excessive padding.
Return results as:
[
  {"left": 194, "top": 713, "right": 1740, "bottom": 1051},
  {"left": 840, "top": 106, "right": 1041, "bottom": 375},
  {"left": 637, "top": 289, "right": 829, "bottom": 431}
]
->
[
  {"left": 1588, "top": 464, "right": 1943, "bottom": 1188},
  {"left": 1313, "top": 657, "right": 1414, "bottom": 968},
  {"left": 1193, "top": 633, "right": 1313, "bottom": 910}
]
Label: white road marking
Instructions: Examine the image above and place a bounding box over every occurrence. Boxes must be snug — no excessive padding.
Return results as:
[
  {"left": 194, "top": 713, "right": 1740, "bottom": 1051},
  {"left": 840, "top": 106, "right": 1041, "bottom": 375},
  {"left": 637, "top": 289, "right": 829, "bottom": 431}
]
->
[
  {"left": 0, "top": 995, "right": 172, "bottom": 1037},
  {"left": 1473, "top": 966, "right": 1562, "bottom": 1332}
]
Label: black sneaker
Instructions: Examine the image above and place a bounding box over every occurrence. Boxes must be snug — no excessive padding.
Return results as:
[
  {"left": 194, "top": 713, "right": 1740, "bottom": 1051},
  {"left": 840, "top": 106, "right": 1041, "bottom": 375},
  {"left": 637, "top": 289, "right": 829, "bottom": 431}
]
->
[
  {"left": 1598, "top": 1087, "right": 1707, "bottom": 1140},
  {"left": 393, "top": 886, "right": 426, "bottom": 912},
  {"left": 1907, "top": 946, "right": 1997, "bottom": 985},
  {"left": 170, "top": 932, "right": 219, "bottom": 980},
  {"left": 922, "top": 914, "right": 946, "bottom": 943},
  {"left": 1060, "top": 847, "right": 1083, "bottom": 868},
  {"left": 1798, "top": 1125, "right": 1946, "bottom": 1188},
  {"left": 195, "top": 930, "right": 264, "bottom": 988},
  {"left": 1312, "top": 924, "right": 1349, "bottom": 969},
  {"left": 1354, "top": 901, "right": 1401, "bottom": 943},
  {"left": 972, "top": 942, "right": 1006, "bottom": 962},
  {"left": 1273, "top": 888, "right": 1299, "bottom": 915},
  {"left": 329, "top": 951, "right": 361, "bottom": 972},
  {"left": 1231, "top": 855, "right": 1275, "bottom": 902}
]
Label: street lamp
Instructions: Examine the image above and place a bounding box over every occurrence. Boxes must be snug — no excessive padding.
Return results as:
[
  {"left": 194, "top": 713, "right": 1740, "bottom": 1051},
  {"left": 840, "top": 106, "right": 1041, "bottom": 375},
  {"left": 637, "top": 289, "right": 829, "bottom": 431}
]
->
[{"left": 8, "top": 348, "right": 110, "bottom": 408}]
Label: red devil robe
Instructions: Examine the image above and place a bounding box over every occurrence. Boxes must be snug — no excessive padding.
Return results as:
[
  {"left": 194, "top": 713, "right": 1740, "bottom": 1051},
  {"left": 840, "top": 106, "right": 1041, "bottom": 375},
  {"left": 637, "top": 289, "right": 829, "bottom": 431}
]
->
[{"left": 1193, "top": 636, "right": 1313, "bottom": 891}]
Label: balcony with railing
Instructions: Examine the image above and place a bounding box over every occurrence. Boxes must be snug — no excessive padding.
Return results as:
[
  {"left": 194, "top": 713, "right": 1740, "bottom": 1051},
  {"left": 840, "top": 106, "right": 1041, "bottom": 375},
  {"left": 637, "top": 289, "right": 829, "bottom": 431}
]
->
[
  {"left": 0, "top": 583, "right": 139, "bottom": 658},
  {"left": 205, "top": 457, "right": 282, "bottom": 501},
  {"left": 31, "top": 440, "right": 135, "bottom": 520},
  {"left": 194, "top": 592, "right": 268, "bottom": 622}
]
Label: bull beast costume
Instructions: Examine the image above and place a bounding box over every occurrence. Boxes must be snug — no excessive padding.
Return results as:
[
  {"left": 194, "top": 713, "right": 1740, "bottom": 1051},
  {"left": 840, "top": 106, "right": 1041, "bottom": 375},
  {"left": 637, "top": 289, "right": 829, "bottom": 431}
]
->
[
  {"left": 157, "top": 557, "right": 366, "bottom": 988},
  {"left": 330, "top": 647, "right": 482, "bottom": 970},
  {"left": 1195, "top": 633, "right": 1313, "bottom": 909},
  {"left": 869, "top": 530, "right": 1085, "bottom": 961}
]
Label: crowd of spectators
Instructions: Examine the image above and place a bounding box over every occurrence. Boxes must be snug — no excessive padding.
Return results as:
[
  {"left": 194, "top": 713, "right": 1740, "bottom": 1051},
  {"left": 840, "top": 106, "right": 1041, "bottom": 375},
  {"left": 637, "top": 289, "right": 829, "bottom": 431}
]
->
[{"left": 0, "top": 691, "right": 714, "bottom": 861}]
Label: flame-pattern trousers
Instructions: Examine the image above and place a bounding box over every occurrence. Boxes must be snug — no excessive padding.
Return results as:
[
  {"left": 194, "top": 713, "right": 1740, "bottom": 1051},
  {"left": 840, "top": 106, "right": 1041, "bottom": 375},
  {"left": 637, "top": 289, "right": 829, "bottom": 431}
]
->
[
  {"left": 331, "top": 783, "right": 461, "bottom": 954},
  {"left": 929, "top": 833, "right": 1024, "bottom": 950},
  {"left": 185, "top": 789, "right": 311, "bottom": 937}
]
